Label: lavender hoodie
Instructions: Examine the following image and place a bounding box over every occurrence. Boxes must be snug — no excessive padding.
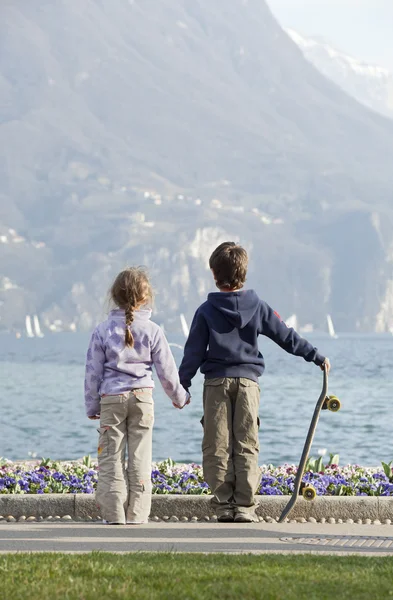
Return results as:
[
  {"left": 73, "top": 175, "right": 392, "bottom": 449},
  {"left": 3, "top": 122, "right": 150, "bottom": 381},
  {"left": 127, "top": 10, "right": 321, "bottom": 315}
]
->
[{"left": 84, "top": 308, "right": 188, "bottom": 417}]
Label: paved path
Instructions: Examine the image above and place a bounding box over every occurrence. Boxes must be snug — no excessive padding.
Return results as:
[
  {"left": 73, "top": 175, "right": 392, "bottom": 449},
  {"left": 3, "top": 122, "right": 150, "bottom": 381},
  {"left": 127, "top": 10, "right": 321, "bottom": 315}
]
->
[{"left": 1, "top": 522, "right": 393, "bottom": 555}]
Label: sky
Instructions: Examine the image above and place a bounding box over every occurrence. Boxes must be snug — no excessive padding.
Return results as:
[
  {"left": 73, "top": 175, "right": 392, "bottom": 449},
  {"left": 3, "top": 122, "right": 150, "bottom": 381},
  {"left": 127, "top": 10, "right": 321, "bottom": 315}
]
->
[{"left": 268, "top": 0, "right": 393, "bottom": 68}]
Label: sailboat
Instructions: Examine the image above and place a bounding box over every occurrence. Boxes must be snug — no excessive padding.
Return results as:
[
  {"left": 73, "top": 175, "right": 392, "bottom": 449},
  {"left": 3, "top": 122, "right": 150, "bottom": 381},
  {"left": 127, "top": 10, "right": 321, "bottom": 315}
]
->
[
  {"left": 327, "top": 314, "right": 338, "bottom": 339},
  {"left": 160, "top": 322, "right": 183, "bottom": 348},
  {"left": 25, "top": 315, "right": 34, "bottom": 338},
  {"left": 180, "top": 313, "right": 189, "bottom": 338},
  {"left": 285, "top": 314, "right": 298, "bottom": 330},
  {"left": 169, "top": 342, "right": 184, "bottom": 350},
  {"left": 33, "top": 315, "right": 44, "bottom": 338}
]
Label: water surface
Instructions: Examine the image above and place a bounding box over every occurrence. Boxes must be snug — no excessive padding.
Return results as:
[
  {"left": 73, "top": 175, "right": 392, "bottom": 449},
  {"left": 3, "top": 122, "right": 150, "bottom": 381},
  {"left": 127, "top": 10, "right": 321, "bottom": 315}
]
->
[{"left": 1, "top": 333, "right": 392, "bottom": 466}]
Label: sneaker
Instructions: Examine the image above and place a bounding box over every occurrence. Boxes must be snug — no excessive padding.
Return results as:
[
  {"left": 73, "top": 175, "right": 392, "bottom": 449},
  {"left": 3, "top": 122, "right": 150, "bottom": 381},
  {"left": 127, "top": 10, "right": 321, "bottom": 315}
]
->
[
  {"left": 234, "top": 513, "right": 259, "bottom": 523},
  {"left": 102, "top": 520, "right": 125, "bottom": 525},
  {"left": 126, "top": 520, "right": 148, "bottom": 525},
  {"left": 217, "top": 511, "right": 235, "bottom": 523}
]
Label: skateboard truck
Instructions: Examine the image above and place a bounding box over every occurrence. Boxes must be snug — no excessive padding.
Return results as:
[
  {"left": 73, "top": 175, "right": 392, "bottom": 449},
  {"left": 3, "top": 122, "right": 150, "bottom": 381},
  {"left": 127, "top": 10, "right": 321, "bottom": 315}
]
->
[
  {"left": 299, "top": 481, "right": 318, "bottom": 501},
  {"left": 322, "top": 395, "right": 341, "bottom": 412},
  {"left": 278, "top": 368, "right": 341, "bottom": 523}
]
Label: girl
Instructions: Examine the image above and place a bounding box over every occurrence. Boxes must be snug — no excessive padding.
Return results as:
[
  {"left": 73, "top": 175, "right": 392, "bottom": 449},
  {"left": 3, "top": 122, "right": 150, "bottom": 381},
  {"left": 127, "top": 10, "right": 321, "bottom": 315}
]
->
[{"left": 84, "top": 267, "right": 189, "bottom": 525}]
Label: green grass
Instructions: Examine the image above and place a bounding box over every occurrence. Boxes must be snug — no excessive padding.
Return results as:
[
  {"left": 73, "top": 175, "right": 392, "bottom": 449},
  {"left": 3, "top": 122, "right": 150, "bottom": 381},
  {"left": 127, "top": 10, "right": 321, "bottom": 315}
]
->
[{"left": 1, "top": 553, "right": 393, "bottom": 600}]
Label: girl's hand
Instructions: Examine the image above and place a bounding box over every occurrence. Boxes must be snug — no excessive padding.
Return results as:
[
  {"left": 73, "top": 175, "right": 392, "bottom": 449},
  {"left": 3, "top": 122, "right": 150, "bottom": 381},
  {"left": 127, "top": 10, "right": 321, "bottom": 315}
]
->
[{"left": 88, "top": 415, "right": 100, "bottom": 420}]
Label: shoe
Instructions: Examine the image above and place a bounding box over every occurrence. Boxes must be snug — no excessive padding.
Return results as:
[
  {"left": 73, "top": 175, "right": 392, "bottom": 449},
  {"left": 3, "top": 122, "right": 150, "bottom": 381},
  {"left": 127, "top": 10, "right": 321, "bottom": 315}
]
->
[
  {"left": 126, "top": 520, "right": 148, "bottom": 525},
  {"left": 217, "top": 511, "right": 234, "bottom": 523},
  {"left": 234, "top": 513, "right": 258, "bottom": 523},
  {"left": 102, "top": 520, "right": 125, "bottom": 525}
]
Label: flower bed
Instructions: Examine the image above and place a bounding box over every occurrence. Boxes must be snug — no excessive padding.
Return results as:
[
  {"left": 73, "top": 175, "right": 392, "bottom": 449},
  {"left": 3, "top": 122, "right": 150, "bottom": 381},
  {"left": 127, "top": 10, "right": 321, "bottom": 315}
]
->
[{"left": 0, "top": 456, "right": 393, "bottom": 496}]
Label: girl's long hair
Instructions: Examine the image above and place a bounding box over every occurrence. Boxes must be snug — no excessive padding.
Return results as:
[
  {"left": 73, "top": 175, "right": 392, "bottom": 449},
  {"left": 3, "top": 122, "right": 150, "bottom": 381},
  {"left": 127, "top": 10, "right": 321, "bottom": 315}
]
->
[{"left": 110, "top": 267, "right": 153, "bottom": 347}]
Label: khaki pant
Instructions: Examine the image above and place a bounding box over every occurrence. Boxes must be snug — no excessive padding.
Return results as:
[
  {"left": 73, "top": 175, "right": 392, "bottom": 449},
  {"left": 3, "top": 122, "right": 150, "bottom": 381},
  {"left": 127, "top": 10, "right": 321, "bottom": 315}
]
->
[
  {"left": 202, "top": 377, "right": 261, "bottom": 517},
  {"left": 96, "top": 389, "right": 154, "bottom": 524}
]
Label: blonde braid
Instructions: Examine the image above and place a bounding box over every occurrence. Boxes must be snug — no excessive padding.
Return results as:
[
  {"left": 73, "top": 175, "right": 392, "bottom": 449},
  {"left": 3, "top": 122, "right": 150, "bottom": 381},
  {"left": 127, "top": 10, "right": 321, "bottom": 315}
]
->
[
  {"left": 110, "top": 266, "right": 153, "bottom": 348},
  {"left": 125, "top": 286, "right": 136, "bottom": 347},
  {"left": 125, "top": 305, "right": 134, "bottom": 347}
]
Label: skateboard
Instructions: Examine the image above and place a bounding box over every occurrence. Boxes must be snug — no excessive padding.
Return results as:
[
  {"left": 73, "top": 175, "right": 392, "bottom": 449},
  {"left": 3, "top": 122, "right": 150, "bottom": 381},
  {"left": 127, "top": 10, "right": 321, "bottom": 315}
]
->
[{"left": 278, "top": 367, "right": 341, "bottom": 523}]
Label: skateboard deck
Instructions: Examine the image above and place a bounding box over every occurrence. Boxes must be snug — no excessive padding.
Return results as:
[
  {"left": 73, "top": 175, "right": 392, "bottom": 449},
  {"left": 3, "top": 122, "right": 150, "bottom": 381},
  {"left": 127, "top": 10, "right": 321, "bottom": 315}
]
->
[{"left": 278, "top": 368, "right": 340, "bottom": 523}]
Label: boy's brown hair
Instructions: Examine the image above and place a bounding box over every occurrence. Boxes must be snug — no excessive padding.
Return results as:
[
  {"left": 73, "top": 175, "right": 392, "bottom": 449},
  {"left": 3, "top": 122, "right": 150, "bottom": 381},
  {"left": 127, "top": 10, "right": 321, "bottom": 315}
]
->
[
  {"left": 110, "top": 267, "right": 153, "bottom": 347},
  {"left": 209, "top": 242, "right": 248, "bottom": 290}
]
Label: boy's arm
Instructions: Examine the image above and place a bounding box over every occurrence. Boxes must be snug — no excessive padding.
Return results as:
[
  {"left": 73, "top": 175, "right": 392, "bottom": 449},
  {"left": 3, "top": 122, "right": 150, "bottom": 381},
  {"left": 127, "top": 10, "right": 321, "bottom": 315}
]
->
[
  {"left": 151, "top": 328, "right": 189, "bottom": 408},
  {"left": 84, "top": 328, "right": 105, "bottom": 417},
  {"left": 179, "top": 309, "right": 209, "bottom": 391},
  {"left": 260, "top": 301, "right": 325, "bottom": 365}
]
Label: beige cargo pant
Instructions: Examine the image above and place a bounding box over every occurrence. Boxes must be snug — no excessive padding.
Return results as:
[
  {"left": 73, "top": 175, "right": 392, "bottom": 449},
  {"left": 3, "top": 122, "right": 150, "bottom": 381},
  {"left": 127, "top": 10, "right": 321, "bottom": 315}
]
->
[
  {"left": 96, "top": 389, "right": 154, "bottom": 524},
  {"left": 202, "top": 377, "right": 261, "bottom": 517}
]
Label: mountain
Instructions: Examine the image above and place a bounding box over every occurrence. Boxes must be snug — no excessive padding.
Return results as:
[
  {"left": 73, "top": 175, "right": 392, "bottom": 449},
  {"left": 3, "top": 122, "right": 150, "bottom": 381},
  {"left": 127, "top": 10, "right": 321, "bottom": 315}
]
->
[
  {"left": 1, "top": 0, "right": 393, "bottom": 335},
  {"left": 287, "top": 28, "right": 393, "bottom": 119}
]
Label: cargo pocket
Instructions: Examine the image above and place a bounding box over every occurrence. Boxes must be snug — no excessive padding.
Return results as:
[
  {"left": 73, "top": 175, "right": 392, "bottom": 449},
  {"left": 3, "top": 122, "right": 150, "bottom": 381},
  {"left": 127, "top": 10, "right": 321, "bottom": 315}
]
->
[
  {"left": 97, "top": 427, "right": 109, "bottom": 458},
  {"left": 133, "top": 389, "right": 154, "bottom": 428},
  {"left": 239, "top": 378, "right": 260, "bottom": 391},
  {"left": 204, "top": 378, "right": 226, "bottom": 387},
  {"left": 100, "top": 394, "right": 127, "bottom": 426},
  {"left": 133, "top": 389, "right": 154, "bottom": 404},
  {"left": 203, "top": 378, "right": 226, "bottom": 406}
]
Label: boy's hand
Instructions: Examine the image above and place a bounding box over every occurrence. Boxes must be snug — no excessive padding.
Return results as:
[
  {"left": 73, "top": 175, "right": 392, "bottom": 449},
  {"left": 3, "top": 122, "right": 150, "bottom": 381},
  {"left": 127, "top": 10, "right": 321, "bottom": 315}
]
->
[
  {"left": 321, "top": 358, "right": 331, "bottom": 374},
  {"left": 88, "top": 415, "right": 100, "bottom": 420}
]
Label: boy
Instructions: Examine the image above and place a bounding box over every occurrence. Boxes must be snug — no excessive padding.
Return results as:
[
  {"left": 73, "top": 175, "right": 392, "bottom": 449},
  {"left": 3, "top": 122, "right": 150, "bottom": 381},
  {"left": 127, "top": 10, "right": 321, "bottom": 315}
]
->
[{"left": 179, "top": 241, "right": 330, "bottom": 523}]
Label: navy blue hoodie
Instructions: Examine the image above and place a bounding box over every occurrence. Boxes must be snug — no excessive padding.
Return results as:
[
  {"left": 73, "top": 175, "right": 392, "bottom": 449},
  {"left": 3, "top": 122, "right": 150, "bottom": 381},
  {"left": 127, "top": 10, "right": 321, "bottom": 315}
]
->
[{"left": 179, "top": 290, "right": 325, "bottom": 390}]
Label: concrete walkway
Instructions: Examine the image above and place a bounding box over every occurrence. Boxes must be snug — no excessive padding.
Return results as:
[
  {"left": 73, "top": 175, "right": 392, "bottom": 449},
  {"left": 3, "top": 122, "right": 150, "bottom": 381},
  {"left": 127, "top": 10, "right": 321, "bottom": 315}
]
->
[{"left": 1, "top": 521, "right": 393, "bottom": 555}]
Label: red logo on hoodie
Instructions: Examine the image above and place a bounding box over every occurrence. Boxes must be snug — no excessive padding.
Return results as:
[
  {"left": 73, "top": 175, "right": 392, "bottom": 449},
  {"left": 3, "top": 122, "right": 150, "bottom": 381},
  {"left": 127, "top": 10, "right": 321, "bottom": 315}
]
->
[{"left": 274, "top": 310, "right": 282, "bottom": 321}]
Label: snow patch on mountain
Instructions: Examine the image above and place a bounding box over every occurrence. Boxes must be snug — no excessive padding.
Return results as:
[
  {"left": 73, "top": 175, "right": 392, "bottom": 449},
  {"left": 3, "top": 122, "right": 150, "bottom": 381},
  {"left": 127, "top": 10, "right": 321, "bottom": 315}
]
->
[{"left": 287, "top": 28, "right": 393, "bottom": 118}]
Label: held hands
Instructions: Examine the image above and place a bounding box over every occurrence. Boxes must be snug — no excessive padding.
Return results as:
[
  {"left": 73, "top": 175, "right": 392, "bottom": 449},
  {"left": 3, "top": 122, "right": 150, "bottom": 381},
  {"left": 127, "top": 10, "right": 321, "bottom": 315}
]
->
[
  {"left": 88, "top": 415, "right": 100, "bottom": 420},
  {"left": 320, "top": 357, "right": 331, "bottom": 374},
  {"left": 172, "top": 392, "right": 191, "bottom": 410}
]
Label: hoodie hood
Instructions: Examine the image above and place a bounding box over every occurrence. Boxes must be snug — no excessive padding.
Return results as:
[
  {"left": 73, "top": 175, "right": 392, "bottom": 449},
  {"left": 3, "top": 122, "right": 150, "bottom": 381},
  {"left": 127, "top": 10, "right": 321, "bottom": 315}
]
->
[{"left": 207, "top": 289, "right": 260, "bottom": 329}]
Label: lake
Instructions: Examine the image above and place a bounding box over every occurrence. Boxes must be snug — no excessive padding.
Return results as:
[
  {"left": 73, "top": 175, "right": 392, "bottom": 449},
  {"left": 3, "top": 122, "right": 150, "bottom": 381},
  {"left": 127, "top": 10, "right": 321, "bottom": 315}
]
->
[{"left": 1, "top": 332, "right": 392, "bottom": 467}]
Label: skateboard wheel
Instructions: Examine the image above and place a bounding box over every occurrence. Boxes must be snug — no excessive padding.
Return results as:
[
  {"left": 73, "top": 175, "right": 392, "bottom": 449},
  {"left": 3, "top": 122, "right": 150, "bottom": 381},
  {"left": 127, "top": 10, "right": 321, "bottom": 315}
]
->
[
  {"left": 327, "top": 396, "right": 341, "bottom": 412},
  {"left": 302, "top": 486, "right": 317, "bottom": 501}
]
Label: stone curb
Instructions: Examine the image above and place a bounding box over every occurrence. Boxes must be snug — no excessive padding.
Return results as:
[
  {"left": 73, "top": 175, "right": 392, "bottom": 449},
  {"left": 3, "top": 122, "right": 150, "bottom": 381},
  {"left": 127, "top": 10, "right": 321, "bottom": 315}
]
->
[{"left": 1, "top": 495, "right": 393, "bottom": 522}]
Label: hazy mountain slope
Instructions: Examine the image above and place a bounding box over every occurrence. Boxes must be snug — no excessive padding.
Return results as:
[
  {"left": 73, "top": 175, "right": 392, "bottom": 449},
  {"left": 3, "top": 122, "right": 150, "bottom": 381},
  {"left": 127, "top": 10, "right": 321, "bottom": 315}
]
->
[
  {"left": 287, "top": 28, "right": 393, "bottom": 119},
  {"left": 2, "top": 0, "right": 393, "bottom": 214},
  {"left": 1, "top": 0, "right": 393, "bottom": 334}
]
